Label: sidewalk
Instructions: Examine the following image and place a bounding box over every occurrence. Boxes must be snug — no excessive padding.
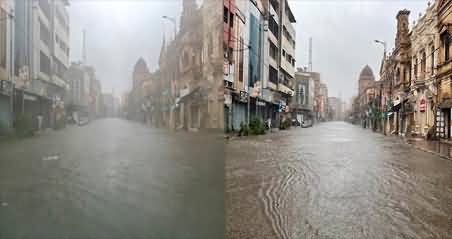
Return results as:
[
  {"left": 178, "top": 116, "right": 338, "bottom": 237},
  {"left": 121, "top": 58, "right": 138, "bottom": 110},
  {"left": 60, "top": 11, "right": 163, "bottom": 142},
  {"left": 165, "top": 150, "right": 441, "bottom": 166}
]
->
[{"left": 403, "top": 137, "right": 452, "bottom": 161}]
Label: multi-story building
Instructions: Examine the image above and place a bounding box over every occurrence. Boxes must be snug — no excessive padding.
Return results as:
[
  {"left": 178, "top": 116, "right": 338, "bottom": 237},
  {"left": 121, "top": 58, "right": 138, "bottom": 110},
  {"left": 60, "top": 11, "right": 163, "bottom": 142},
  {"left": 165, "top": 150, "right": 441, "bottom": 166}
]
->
[
  {"left": 318, "top": 82, "right": 328, "bottom": 121},
  {"left": 327, "top": 96, "right": 344, "bottom": 121},
  {"left": 409, "top": 1, "right": 438, "bottom": 137},
  {"left": 0, "top": 0, "right": 14, "bottom": 129},
  {"left": 352, "top": 65, "right": 377, "bottom": 128},
  {"left": 292, "top": 68, "right": 316, "bottom": 124},
  {"left": 157, "top": 0, "right": 223, "bottom": 131},
  {"left": 264, "top": 0, "right": 296, "bottom": 126},
  {"left": 381, "top": 9, "right": 412, "bottom": 135},
  {"left": 65, "top": 62, "right": 98, "bottom": 123},
  {"left": 435, "top": 0, "right": 452, "bottom": 139},
  {"left": 223, "top": 0, "right": 296, "bottom": 131},
  {"left": 14, "top": 0, "right": 70, "bottom": 129}
]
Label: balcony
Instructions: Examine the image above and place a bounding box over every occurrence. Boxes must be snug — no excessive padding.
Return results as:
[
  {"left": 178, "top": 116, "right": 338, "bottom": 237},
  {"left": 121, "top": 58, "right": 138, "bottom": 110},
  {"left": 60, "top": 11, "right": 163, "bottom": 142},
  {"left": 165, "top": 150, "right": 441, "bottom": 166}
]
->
[{"left": 278, "top": 83, "right": 294, "bottom": 96}]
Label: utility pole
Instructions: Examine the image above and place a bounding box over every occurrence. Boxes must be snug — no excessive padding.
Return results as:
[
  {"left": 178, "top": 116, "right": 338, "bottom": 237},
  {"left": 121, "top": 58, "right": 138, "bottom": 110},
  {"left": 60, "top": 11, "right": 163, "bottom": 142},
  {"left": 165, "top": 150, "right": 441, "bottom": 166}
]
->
[
  {"left": 308, "top": 37, "right": 312, "bottom": 72},
  {"left": 82, "top": 29, "right": 87, "bottom": 64}
]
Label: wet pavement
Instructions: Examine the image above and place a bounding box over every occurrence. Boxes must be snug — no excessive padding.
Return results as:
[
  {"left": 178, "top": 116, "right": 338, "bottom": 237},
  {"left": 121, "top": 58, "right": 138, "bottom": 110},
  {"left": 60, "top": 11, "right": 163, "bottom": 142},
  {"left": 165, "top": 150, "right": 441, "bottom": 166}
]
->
[
  {"left": 0, "top": 118, "right": 224, "bottom": 239},
  {"left": 226, "top": 121, "right": 452, "bottom": 239}
]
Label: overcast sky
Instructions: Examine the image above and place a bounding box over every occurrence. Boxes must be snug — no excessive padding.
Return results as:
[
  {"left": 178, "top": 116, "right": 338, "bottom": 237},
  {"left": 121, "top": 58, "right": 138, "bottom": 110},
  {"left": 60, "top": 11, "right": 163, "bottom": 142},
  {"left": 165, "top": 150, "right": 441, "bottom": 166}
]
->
[
  {"left": 69, "top": 0, "right": 183, "bottom": 96},
  {"left": 69, "top": 0, "right": 431, "bottom": 100},
  {"left": 290, "top": 0, "right": 431, "bottom": 100}
]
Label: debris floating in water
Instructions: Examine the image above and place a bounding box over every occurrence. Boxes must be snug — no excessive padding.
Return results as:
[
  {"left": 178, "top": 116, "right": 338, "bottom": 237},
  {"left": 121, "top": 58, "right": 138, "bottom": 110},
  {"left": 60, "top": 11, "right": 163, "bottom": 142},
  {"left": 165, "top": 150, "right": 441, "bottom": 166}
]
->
[
  {"left": 1, "top": 202, "right": 8, "bottom": 207},
  {"left": 42, "top": 155, "right": 60, "bottom": 161}
]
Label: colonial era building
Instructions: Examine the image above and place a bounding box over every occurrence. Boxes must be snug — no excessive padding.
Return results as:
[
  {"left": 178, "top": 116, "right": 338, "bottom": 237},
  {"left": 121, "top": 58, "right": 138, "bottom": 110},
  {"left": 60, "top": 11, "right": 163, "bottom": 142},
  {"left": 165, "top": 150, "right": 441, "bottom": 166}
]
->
[
  {"left": 352, "top": 65, "right": 378, "bottom": 128},
  {"left": 436, "top": 0, "right": 452, "bottom": 139},
  {"left": 384, "top": 9, "right": 413, "bottom": 135},
  {"left": 157, "top": 0, "right": 223, "bottom": 131},
  {"left": 409, "top": 1, "right": 438, "bottom": 137}
]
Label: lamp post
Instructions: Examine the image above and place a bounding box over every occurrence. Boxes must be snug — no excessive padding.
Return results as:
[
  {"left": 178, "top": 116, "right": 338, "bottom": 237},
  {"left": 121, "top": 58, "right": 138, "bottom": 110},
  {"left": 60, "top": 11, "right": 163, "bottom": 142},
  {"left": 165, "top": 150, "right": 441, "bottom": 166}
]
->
[
  {"left": 374, "top": 40, "right": 387, "bottom": 57},
  {"left": 162, "top": 15, "right": 177, "bottom": 40}
]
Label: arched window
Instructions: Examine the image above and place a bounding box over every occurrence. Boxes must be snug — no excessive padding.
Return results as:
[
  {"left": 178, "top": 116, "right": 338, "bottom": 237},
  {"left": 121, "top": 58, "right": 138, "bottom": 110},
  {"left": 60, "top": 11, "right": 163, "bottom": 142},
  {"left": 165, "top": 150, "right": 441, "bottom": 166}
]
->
[{"left": 395, "top": 67, "right": 400, "bottom": 84}]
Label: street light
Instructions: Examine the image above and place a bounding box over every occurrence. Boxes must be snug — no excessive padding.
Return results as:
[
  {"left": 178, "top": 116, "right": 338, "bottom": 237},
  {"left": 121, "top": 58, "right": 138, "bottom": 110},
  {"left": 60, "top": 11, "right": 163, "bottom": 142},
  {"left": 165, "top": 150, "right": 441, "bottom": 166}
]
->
[
  {"left": 162, "top": 16, "right": 177, "bottom": 40},
  {"left": 374, "top": 40, "right": 387, "bottom": 57}
]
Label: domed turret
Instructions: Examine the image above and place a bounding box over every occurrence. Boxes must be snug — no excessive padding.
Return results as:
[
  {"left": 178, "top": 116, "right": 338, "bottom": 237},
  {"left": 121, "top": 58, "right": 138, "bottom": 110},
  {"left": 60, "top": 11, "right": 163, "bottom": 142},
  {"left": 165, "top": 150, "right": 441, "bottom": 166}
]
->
[
  {"left": 358, "top": 65, "right": 375, "bottom": 94},
  {"left": 359, "top": 65, "right": 375, "bottom": 81}
]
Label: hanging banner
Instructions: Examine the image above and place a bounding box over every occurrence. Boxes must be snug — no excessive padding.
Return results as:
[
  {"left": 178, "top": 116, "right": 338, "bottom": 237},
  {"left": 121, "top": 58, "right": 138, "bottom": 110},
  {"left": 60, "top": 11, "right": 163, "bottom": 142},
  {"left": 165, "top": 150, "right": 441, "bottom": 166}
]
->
[{"left": 419, "top": 98, "right": 426, "bottom": 112}]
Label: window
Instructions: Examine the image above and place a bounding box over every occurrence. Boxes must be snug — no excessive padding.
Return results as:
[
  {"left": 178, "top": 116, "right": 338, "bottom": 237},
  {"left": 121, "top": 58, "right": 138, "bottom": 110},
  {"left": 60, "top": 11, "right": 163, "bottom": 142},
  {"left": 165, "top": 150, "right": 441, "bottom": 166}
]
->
[
  {"left": 269, "top": 65, "right": 278, "bottom": 84},
  {"left": 431, "top": 44, "right": 435, "bottom": 75},
  {"left": 268, "top": 17, "right": 279, "bottom": 38},
  {"left": 395, "top": 67, "right": 400, "bottom": 83},
  {"left": 40, "top": 20, "right": 51, "bottom": 47},
  {"left": 54, "top": 57, "right": 67, "bottom": 79},
  {"left": 282, "top": 50, "right": 286, "bottom": 57},
  {"left": 421, "top": 51, "right": 426, "bottom": 78},
  {"left": 413, "top": 58, "right": 417, "bottom": 80},
  {"left": 269, "top": 0, "right": 279, "bottom": 12},
  {"left": 224, "top": 7, "right": 228, "bottom": 23},
  {"left": 441, "top": 32, "right": 450, "bottom": 61},
  {"left": 40, "top": 51, "right": 51, "bottom": 76},
  {"left": 269, "top": 40, "right": 277, "bottom": 60},
  {"left": 229, "top": 12, "right": 234, "bottom": 28},
  {"left": 239, "top": 37, "right": 244, "bottom": 82}
]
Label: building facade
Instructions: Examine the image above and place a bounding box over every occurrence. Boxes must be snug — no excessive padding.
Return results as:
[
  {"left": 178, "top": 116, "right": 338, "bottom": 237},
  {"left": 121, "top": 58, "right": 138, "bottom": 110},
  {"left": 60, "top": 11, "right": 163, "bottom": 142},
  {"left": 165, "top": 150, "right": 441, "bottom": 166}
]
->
[
  {"left": 14, "top": 0, "right": 70, "bottom": 129},
  {"left": 223, "top": 0, "right": 297, "bottom": 131},
  {"left": 0, "top": 0, "right": 14, "bottom": 130},
  {"left": 292, "top": 68, "right": 315, "bottom": 124}
]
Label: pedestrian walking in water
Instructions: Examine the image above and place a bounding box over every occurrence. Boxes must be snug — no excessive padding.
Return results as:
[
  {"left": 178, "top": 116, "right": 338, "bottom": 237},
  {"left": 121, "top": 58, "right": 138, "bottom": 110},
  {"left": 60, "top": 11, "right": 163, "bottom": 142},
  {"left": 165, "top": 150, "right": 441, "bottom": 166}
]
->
[{"left": 267, "top": 118, "right": 272, "bottom": 132}]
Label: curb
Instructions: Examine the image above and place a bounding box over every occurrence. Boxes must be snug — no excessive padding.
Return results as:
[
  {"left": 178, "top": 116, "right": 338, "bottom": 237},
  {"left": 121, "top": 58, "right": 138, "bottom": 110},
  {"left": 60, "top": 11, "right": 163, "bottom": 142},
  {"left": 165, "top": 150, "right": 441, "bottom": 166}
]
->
[{"left": 406, "top": 142, "right": 452, "bottom": 161}]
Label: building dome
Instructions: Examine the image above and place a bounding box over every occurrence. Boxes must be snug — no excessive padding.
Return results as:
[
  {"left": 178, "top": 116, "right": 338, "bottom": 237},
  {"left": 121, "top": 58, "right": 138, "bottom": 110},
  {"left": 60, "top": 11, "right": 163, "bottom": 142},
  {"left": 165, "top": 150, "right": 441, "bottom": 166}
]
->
[
  {"left": 359, "top": 65, "right": 375, "bottom": 81},
  {"left": 133, "top": 58, "right": 149, "bottom": 75}
]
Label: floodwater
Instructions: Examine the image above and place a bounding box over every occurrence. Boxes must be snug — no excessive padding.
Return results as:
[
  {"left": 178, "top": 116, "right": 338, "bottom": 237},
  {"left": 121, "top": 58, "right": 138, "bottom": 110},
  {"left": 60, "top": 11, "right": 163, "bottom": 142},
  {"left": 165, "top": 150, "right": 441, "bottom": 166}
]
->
[
  {"left": 226, "top": 121, "right": 452, "bottom": 239},
  {"left": 0, "top": 118, "right": 224, "bottom": 239}
]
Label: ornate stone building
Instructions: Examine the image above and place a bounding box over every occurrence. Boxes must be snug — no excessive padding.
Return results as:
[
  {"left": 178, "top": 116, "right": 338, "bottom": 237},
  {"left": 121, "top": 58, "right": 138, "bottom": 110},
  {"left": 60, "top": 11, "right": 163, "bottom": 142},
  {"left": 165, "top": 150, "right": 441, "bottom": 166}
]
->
[
  {"left": 409, "top": 1, "right": 438, "bottom": 137},
  {"left": 157, "top": 0, "right": 223, "bottom": 131},
  {"left": 436, "top": 0, "right": 452, "bottom": 139}
]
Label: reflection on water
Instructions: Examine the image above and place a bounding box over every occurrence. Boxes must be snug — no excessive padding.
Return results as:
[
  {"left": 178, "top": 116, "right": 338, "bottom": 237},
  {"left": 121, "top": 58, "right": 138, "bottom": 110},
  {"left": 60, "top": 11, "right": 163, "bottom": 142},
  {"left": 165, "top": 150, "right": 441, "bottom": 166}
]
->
[{"left": 226, "top": 122, "right": 452, "bottom": 239}]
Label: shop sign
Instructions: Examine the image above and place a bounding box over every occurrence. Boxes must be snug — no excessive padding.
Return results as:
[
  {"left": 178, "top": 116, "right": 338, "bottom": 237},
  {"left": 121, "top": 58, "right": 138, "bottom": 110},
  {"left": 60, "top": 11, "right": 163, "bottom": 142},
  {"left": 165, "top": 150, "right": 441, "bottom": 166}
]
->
[
  {"left": 224, "top": 63, "right": 234, "bottom": 83},
  {"left": 257, "top": 100, "right": 266, "bottom": 106},
  {"left": 224, "top": 94, "right": 232, "bottom": 106},
  {"left": 239, "top": 91, "right": 248, "bottom": 103},
  {"left": 419, "top": 98, "right": 426, "bottom": 112},
  {"left": 24, "top": 94, "right": 37, "bottom": 101}
]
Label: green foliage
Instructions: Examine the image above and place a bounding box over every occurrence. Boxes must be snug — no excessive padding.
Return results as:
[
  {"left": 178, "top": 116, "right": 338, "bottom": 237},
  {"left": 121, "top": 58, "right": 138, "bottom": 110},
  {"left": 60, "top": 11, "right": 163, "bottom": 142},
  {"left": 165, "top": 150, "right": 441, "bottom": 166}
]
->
[
  {"left": 238, "top": 122, "right": 249, "bottom": 136},
  {"left": 249, "top": 118, "right": 266, "bottom": 135},
  {"left": 13, "top": 114, "right": 34, "bottom": 138},
  {"left": 280, "top": 119, "right": 291, "bottom": 130}
]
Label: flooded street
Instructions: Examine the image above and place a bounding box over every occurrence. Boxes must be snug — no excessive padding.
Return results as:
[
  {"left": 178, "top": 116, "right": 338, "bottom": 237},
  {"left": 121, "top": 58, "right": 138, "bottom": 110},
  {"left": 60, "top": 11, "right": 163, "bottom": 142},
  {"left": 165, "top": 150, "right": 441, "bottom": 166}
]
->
[
  {"left": 0, "top": 119, "right": 224, "bottom": 239},
  {"left": 226, "top": 122, "right": 452, "bottom": 239}
]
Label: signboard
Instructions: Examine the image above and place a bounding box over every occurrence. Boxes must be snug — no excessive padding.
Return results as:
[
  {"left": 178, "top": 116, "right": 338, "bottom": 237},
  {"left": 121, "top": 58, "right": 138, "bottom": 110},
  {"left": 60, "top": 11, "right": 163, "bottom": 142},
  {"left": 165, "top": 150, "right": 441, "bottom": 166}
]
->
[
  {"left": 224, "top": 63, "right": 234, "bottom": 83},
  {"left": 419, "top": 98, "right": 426, "bottom": 112},
  {"left": 239, "top": 91, "right": 248, "bottom": 103},
  {"left": 256, "top": 100, "right": 266, "bottom": 106},
  {"left": 224, "top": 94, "right": 232, "bottom": 106},
  {"left": 251, "top": 81, "right": 261, "bottom": 97}
]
